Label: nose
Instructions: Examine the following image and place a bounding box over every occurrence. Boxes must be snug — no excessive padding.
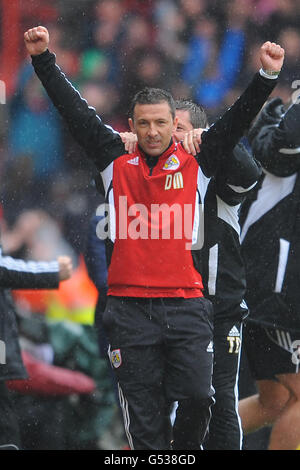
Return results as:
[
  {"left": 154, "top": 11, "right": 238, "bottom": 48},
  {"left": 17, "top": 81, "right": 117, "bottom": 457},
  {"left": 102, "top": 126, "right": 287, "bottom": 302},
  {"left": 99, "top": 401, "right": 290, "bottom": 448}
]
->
[{"left": 148, "top": 123, "right": 159, "bottom": 138}]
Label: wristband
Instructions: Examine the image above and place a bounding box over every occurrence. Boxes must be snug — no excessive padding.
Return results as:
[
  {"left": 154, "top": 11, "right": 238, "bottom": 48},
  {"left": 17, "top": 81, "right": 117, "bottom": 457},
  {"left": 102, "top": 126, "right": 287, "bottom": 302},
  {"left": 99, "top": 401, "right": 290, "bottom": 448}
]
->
[
  {"left": 260, "top": 68, "right": 280, "bottom": 79},
  {"left": 264, "top": 69, "right": 281, "bottom": 76}
]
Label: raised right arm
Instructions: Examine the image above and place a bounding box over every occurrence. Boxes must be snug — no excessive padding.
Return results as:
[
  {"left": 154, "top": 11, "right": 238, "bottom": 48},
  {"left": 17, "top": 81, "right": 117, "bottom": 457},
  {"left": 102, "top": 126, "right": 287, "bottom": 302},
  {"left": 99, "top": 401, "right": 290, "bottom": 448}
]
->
[
  {"left": 194, "top": 41, "right": 284, "bottom": 178},
  {"left": 25, "top": 26, "right": 125, "bottom": 171}
]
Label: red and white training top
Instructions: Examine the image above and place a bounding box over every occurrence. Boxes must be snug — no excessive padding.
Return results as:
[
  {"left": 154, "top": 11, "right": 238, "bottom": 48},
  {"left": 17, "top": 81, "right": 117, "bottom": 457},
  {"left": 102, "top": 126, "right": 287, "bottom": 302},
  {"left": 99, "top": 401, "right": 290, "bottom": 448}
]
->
[
  {"left": 100, "top": 140, "right": 209, "bottom": 298},
  {"left": 31, "top": 50, "right": 278, "bottom": 299}
]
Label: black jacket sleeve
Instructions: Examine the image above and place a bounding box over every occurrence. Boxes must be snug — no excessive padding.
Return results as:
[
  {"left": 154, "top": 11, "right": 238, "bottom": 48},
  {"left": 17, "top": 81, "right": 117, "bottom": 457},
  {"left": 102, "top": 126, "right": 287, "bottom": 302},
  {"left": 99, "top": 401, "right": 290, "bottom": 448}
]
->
[
  {"left": 31, "top": 50, "right": 125, "bottom": 171},
  {"left": 84, "top": 214, "right": 108, "bottom": 292},
  {"left": 0, "top": 250, "right": 59, "bottom": 289},
  {"left": 214, "top": 142, "right": 262, "bottom": 206},
  {"left": 249, "top": 97, "right": 300, "bottom": 176},
  {"left": 196, "top": 73, "right": 278, "bottom": 177}
]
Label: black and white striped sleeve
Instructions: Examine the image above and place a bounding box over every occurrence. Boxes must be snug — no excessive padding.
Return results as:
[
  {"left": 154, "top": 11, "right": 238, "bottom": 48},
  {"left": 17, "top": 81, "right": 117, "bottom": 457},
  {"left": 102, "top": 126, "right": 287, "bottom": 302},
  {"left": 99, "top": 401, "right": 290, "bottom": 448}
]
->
[{"left": 0, "top": 250, "right": 59, "bottom": 289}]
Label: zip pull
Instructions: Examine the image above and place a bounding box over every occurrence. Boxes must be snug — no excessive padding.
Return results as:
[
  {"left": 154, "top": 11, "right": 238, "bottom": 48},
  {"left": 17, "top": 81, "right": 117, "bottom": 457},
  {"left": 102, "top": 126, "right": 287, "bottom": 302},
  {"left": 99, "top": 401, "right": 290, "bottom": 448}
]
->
[{"left": 146, "top": 156, "right": 158, "bottom": 175}]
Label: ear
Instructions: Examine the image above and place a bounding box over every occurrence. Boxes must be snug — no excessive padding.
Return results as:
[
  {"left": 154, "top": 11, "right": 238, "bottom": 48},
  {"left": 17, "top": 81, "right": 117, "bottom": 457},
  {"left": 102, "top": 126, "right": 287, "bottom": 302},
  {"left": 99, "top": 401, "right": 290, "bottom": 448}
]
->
[{"left": 128, "top": 118, "right": 135, "bottom": 133}]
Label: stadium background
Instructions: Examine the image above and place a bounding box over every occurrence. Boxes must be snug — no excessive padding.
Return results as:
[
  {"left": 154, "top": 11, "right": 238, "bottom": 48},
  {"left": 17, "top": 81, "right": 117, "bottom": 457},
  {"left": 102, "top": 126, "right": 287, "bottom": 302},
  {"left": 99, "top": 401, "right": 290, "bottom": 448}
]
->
[{"left": 0, "top": 0, "right": 299, "bottom": 450}]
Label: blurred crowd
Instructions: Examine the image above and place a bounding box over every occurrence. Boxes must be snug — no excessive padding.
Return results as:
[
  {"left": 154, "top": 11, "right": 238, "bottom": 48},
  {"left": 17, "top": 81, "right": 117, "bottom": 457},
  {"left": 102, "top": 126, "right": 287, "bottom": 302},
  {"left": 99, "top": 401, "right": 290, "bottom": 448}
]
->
[{"left": 0, "top": 0, "right": 300, "bottom": 450}]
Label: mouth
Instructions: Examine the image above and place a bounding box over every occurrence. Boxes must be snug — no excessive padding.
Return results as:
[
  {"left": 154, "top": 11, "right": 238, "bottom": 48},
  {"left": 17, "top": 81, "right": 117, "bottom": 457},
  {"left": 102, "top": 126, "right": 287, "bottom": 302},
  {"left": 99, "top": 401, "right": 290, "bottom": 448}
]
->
[{"left": 146, "top": 141, "right": 161, "bottom": 148}]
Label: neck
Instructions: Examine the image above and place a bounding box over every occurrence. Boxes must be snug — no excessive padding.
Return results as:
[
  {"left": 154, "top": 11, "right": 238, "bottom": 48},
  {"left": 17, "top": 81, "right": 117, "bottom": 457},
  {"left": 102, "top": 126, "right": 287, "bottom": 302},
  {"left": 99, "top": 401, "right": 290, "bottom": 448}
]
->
[{"left": 139, "top": 138, "right": 174, "bottom": 169}]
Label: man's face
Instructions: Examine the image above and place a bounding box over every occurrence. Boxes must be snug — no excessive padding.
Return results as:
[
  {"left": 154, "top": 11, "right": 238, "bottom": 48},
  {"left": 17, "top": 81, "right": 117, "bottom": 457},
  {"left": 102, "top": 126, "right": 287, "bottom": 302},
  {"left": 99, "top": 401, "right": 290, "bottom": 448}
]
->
[
  {"left": 173, "top": 109, "right": 194, "bottom": 142},
  {"left": 128, "top": 101, "right": 178, "bottom": 157}
]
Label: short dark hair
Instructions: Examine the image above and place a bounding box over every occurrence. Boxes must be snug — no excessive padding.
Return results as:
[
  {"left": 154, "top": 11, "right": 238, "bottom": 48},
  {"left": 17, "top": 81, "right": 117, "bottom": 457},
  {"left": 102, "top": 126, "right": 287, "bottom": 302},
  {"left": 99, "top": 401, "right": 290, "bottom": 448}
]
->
[
  {"left": 175, "top": 99, "right": 209, "bottom": 129},
  {"left": 130, "top": 87, "right": 176, "bottom": 120}
]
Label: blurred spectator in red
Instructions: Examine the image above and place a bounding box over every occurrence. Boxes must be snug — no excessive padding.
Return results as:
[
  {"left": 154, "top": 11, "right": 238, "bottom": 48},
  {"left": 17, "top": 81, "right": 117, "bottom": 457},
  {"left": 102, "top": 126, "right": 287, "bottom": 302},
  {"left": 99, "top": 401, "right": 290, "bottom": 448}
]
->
[
  {"left": 7, "top": 351, "right": 96, "bottom": 396},
  {"left": 124, "top": 0, "right": 153, "bottom": 17}
]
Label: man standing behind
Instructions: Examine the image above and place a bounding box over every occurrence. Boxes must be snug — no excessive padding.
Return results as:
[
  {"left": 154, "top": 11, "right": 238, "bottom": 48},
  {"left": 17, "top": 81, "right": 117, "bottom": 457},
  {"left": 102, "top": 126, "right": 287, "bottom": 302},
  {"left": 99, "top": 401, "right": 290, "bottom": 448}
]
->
[
  {"left": 172, "top": 100, "right": 260, "bottom": 450},
  {"left": 239, "top": 97, "right": 300, "bottom": 450},
  {"left": 24, "top": 25, "right": 284, "bottom": 450}
]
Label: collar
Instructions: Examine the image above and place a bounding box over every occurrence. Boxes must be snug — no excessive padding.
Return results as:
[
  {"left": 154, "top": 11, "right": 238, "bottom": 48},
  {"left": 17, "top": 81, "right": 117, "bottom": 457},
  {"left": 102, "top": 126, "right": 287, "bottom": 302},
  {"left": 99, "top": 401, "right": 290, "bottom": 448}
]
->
[
  {"left": 137, "top": 139, "right": 177, "bottom": 169},
  {"left": 137, "top": 138, "right": 176, "bottom": 161}
]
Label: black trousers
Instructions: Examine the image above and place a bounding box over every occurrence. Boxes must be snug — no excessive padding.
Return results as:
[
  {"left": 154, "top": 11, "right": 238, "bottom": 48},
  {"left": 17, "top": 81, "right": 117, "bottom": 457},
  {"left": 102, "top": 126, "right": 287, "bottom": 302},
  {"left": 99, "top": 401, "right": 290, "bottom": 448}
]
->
[
  {"left": 0, "top": 382, "right": 21, "bottom": 450},
  {"left": 103, "top": 296, "right": 215, "bottom": 450},
  {"left": 204, "top": 318, "right": 243, "bottom": 450}
]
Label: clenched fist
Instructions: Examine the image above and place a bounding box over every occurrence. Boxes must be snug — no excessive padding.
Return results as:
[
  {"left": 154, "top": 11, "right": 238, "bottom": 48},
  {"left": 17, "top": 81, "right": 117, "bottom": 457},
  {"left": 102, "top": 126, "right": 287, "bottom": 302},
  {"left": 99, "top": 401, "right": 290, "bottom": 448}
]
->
[
  {"left": 24, "top": 26, "right": 49, "bottom": 56},
  {"left": 58, "top": 256, "right": 73, "bottom": 282},
  {"left": 260, "top": 41, "right": 285, "bottom": 74}
]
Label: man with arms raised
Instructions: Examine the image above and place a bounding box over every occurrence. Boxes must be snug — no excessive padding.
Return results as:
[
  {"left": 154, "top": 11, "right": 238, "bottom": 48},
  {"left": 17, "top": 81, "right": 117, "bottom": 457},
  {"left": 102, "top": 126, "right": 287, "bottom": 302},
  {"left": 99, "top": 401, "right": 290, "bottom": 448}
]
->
[{"left": 24, "top": 26, "right": 283, "bottom": 450}]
